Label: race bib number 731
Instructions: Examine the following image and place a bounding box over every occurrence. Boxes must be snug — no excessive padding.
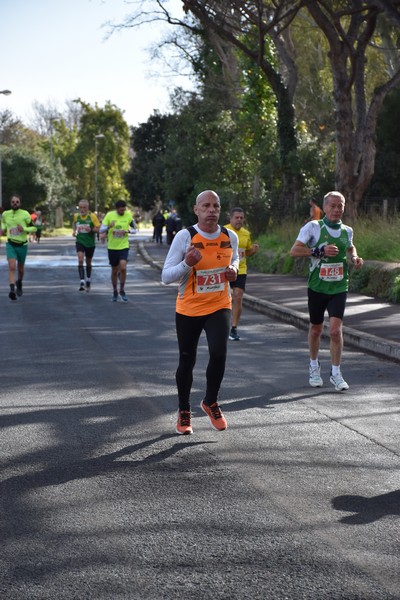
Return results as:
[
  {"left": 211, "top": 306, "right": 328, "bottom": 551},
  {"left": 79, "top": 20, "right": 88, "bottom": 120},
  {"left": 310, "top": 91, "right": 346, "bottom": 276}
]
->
[{"left": 196, "top": 268, "right": 226, "bottom": 293}]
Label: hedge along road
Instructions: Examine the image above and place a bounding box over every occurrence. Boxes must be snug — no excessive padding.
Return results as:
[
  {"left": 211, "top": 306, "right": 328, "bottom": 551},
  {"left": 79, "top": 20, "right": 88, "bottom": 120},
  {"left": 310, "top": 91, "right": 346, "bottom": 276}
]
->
[{"left": 0, "top": 237, "right": 399, "bottom": 600}]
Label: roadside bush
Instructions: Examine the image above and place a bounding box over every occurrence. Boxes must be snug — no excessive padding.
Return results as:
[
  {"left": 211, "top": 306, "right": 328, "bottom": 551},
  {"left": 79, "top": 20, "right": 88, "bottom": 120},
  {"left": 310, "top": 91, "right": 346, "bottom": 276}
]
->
[
  {"left": 389, "top": 275, "right": 400, "bottom": 303},
  {"left": 348, "top": 263, "right": 373, "bottom": 293},
  {"left": 247, "top": 218, "right": 400, "bottom": 303},
  {"left": 256, "top": 217, "right": 400, "bottom": 263}
]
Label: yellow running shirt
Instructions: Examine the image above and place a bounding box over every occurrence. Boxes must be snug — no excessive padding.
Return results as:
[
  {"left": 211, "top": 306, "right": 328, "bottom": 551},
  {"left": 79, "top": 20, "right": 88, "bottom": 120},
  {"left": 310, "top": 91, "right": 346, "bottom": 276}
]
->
[
  {"left": 224, "top": 224, "right": 252, "bottom": 275},
  {"left": 102, "top": 210, "right": 133, "bottom": 250}
]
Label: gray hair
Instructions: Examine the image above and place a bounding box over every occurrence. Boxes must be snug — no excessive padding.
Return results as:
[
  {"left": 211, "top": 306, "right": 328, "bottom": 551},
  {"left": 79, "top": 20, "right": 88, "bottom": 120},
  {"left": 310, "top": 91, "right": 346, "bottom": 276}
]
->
[{"left": 323, "top": 191, "right": 345, "bottom": 206}]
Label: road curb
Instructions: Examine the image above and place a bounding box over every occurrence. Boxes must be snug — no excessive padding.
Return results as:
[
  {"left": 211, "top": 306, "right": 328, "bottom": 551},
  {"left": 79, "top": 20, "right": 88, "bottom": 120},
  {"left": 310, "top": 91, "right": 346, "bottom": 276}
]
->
[
  {"left": 243, "top": 294, "right": 400, "bottom": 363},
  {"left": 137, "top": 241, "right": 164, "bottom": 270},
  {"left": 138, "top": 241, "right": 400, "bottom": 364}
]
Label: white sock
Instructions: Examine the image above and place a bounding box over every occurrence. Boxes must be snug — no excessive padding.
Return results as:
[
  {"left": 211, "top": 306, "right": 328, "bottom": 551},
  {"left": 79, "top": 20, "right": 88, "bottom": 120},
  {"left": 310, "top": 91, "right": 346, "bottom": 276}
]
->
[
  {"left": 331, "top": 365, "right": 341, "bottom": 376},
  {"left": 310, "top": 359, "right": 319, "bottom": 369}
]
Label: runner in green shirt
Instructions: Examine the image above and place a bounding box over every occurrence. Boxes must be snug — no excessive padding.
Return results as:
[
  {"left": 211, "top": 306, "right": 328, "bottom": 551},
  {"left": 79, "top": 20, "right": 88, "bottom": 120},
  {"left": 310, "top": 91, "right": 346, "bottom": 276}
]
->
[
  {"left": 72, "top": 199, "right": 100, "bottom": 292},
  {"left": 99, "top": 200, "right": 136, "bottom": 302},
  {"left": 290, "top": 191, "right": 364, "bottom": 391}
]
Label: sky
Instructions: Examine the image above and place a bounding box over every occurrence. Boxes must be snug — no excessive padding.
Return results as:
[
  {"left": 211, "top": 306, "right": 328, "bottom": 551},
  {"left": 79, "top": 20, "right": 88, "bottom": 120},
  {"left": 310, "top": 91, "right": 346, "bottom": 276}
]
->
[{"left": 0, "top": 0, "right": 190, "bottom": 128}]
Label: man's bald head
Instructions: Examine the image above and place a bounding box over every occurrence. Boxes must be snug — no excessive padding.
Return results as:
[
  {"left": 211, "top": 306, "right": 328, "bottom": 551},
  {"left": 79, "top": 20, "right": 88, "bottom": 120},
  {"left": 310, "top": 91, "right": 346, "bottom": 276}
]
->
[{"left": 195, "top": 190, "right": 220, "bottom": 206}]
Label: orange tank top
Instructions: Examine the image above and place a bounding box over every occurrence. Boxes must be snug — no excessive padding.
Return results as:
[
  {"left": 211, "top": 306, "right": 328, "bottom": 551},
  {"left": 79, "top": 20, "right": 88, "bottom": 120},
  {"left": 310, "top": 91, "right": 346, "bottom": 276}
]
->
[{"left": 176, "top": 227, "right": 233, "bottom": 317}]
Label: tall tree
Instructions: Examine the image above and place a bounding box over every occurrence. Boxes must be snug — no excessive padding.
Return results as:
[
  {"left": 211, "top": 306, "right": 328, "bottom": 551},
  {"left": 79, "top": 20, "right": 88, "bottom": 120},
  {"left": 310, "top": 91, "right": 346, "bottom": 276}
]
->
[
  {"left": 0, "top": 145, "right": 73, "bottom": 217},
  {"left": 304, "top": 1, "right": 400, "bottom": 220},
  {"left": 0, "top": 110, "right": 41, "bottom": 149},
  {"left": 113, "top": 0, "right": 400, "bottom": 219},
  {"left": 65, "top": 100, "right": 130, "bottom": 211},
  {"left": 110, "top": 0, "right": 302, "bottom": 212},
  {"left": 182, "top": 0, "right": 400, "bottom": 219},
  {"left": 125, "top": 111, "right": 170, "bottom": 211}
]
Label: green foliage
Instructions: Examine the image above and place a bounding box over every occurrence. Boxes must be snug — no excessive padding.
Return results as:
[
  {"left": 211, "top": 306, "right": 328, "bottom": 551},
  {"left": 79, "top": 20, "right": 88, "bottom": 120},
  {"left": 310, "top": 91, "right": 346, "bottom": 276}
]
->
[
  {"left": 295, "top": 134, "right": 335, "bottom": 215},
  {"left": 282, "top": 253, "right": 295, "bottom": 274},
  {"left": 1, "top": 100, "right": 131, "bottom": 223},
  {"left": 0, "top": 144, "right": 75, "bottom": 217},
  {"left": 347, "top": 263, "right": 372, "bottom": 293},
  {"left": 64, "top": 100, "right": 130, "bottom": 211},
  {"left": 388, "top": 275, "right": 400, "bottom": 303},
  {"left": 252, "top": 217, "right": 400, "bottom": 264},
  {"left": 3, "top": 1, "right": 400, "bottom": 226},
  {"left": 0, "top": 110, "right": 41, "bottom": 148},
  {"left": 240, "top": 215, "right": 400, "bottom": 302},
  {"left": 125, "top": 33, "right": 281, "bottom": 229},
  {"left": 348, "top": 262, "right": 400, "bottom": 303},
  {"left": 164, "top": 93, "right": 272, "bottom": 228},
  {"left": 244, "top": 216, "right": 400, "bottom": 303},
  {"left": 292, "top": 16, "right": 335, "bottom": 141},
  {"left": 125, "top": 111, "right": 170, "bottom": 211},
  {"left": 123, "top": 25, "right": 283, "bottom": 228},
  {"left": 0, "top": 146, "right": 50, "bottom": 210},
  {"left": 349, "top": 218, "right": 400, "bottom": 262}
]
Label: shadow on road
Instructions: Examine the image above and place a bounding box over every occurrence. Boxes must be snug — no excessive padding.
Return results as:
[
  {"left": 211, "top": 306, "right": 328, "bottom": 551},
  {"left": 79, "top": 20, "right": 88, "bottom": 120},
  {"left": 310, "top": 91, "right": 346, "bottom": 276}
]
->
[{"left": 332, "top": 489, "right": 400, "bottom": 524}]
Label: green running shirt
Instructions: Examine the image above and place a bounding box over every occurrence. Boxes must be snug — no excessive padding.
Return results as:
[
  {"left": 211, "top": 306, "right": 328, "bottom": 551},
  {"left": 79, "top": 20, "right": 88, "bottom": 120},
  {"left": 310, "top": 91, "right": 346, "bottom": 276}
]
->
[
  {"left": 73, "top": 212, "right": 100, "bottom": 248},
  {"left": 308, "top": 220, "right": 352, "bottom": 294}
]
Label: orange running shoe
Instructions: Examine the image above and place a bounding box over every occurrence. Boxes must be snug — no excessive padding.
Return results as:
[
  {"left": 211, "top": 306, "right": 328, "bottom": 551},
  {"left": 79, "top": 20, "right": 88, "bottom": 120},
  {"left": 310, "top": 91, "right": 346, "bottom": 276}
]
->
[
  {"left": 200, "top": 401, "right": 227, "bottom": 431},
  {"left": 176, "top": 410, "right": 193, "bottom": 435}
]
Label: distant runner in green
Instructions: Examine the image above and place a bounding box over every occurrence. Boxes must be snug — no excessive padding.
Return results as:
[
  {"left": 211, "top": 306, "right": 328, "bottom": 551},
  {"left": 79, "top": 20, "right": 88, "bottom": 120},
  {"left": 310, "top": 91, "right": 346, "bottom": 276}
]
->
[{"left": 72, "top": 199, "right": 100, "bottom": 292}]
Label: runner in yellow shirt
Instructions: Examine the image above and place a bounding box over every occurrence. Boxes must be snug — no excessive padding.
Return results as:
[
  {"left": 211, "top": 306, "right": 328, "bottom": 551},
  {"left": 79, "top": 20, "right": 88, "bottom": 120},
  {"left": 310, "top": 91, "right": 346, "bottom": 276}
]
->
[
  {"left": 1, "top": 195, "right": 37, "bottom": 300},
  {"left": 99, "top": 200, "right": 136, "bottom": 302},
  {"left": 225, "top": 207, "right": 259, "bottom": 340}
]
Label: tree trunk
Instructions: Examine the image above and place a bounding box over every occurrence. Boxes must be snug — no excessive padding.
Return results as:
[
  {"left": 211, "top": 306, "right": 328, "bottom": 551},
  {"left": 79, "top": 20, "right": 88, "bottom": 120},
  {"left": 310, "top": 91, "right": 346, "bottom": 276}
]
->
[
  {"left": 55, "top": 206, "right": 63, "bottom": 229},
  {"left": 274, "top": 75, "right": 300, "bottom": 213},
  {"left": 307, "top": 2, "right": 400, "bottom": 223}
]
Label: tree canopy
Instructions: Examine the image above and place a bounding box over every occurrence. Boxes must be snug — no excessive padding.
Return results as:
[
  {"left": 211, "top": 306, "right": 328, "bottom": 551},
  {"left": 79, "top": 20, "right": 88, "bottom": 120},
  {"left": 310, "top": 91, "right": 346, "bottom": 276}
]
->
[
  {"left": 3, "top": 1, "right": 400, "bottom": 228},
  {"left": 116, "top": 0, "right": 400, "bottom": 220},
  {"left": 1, "top": 100, "right": 131, "bottom": 222}
]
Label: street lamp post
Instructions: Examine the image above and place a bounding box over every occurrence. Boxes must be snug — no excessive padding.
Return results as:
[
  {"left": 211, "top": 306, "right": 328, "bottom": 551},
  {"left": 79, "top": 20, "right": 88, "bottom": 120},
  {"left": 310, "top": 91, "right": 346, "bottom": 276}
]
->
[
  {"left": 94, "top": 134, "right": 105, "bottom": 214},
  {"left": 0, "top": 89, "right": 12, "bottom": 207}
]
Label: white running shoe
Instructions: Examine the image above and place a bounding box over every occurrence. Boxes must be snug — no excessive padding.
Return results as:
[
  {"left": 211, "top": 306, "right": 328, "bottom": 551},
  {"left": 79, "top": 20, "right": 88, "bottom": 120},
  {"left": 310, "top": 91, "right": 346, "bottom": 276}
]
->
[
  {"left": 309, "top": 362, "right": 323, "bottom": 387},
  {"left": 330, "top": 371, "right": 349, "bottom": 391}
]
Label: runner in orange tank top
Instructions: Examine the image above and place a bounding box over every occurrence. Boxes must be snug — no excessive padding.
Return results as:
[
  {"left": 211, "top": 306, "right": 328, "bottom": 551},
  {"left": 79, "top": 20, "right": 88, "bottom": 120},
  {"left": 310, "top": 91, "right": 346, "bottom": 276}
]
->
[{"left": 162, "top": 190, "right": 239, "bottom": 435}]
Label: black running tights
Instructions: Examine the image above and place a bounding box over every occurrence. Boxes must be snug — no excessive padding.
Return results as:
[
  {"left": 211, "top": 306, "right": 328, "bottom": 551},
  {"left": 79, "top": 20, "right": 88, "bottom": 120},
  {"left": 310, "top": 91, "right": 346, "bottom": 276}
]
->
[{"left": 175, "top": 309, "right": 231, "bottom": 411}]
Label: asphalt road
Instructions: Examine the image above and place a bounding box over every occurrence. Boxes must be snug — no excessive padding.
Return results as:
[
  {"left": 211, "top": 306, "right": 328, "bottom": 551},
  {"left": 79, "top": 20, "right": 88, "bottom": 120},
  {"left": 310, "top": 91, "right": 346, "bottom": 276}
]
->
[{"left": 0, "top": 237, "right": 399, "bottom": 600}]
